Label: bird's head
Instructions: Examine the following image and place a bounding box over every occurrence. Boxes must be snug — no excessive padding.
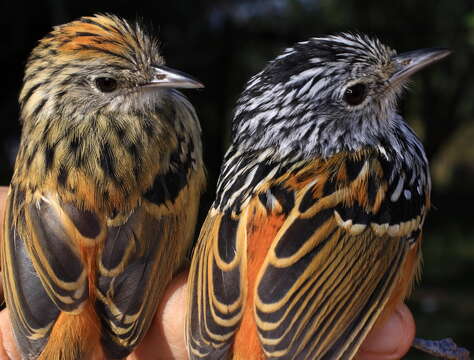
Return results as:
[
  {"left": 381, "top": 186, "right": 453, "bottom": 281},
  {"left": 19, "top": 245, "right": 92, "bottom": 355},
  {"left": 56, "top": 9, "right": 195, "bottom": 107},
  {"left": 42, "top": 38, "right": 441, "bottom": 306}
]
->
[
  {"left": 19, "top": 14, "right": 203, "bottom": 123},
  {"left": 233, "top": 33, "right": 450, "bottom": 158}
]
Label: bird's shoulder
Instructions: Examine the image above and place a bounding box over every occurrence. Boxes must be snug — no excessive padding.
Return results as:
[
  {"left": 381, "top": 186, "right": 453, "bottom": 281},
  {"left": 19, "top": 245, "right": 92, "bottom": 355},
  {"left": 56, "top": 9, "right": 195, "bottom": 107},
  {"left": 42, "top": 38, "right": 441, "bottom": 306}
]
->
[{"left": 214, "top": 145, "right": 429, "bottom": 241}]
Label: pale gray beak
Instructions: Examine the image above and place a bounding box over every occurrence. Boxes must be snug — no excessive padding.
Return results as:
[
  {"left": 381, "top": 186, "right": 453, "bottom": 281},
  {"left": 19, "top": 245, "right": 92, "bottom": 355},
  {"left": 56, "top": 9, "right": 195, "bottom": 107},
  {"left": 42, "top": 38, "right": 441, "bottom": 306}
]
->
[
  {"left": 390, "top": 48, "right": 451, "bottom": 86},
  {"left": 146, "top": 65, "right": 204, "bottom": 89}
]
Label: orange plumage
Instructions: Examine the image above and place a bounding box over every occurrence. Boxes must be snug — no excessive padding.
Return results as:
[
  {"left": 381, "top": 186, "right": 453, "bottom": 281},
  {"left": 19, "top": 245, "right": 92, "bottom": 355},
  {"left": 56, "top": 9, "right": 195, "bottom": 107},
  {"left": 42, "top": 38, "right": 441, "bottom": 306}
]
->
[{"left": 233, "top": 204, "right": 285, "bottom": 360}]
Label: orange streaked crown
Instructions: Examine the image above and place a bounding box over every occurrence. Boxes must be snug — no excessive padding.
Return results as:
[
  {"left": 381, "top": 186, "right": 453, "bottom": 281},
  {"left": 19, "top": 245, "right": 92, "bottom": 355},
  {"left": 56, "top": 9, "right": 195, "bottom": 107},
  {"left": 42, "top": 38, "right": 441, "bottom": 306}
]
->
[{"left": 34, "top": 14, "right": 162, "bottom": 66}]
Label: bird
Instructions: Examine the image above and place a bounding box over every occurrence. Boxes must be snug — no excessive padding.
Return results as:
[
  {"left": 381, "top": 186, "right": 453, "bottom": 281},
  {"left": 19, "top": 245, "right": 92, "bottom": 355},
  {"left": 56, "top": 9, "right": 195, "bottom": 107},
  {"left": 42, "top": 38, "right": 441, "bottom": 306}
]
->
[
  {"left": 1, "top": 14, "right": 205, "bottom": 360},
  {"left": 186, "top": 33, "right": 451, "bottom": 359}
]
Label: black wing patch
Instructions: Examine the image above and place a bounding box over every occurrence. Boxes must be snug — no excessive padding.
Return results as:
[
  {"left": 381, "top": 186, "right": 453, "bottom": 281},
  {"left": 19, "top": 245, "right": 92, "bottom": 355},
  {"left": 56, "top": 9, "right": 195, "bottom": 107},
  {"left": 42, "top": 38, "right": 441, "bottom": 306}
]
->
[
  {"left": 25, "top": 197, "right": 89, "bottom": 311},
  {"left": 143, "top": 136, "right": 196, "bottom": 206},
  {"left": 338, "top": 156, "right": 426, "bottom": 240},
  {"left": 97, "top": 206, "right": 173, "bottom": 359},
  {"left": 2, "top": 189, "right": 59, "bottom": 359},
  {"left": 186, "top": 213, "right": 246, "bottom": 360}
]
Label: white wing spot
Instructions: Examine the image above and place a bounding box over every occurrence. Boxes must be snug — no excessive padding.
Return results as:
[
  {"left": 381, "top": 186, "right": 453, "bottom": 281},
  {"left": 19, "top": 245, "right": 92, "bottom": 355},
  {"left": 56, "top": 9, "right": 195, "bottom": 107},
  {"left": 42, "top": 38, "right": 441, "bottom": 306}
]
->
[
  {"left": 377, "top": 145, "right": 390, "bottom": 160},
  {"left": 390, "top": 174, "right": 405, "bottom": 202},
  {"left": 404, "top": 189, "right": 412, "bottom": 200}
]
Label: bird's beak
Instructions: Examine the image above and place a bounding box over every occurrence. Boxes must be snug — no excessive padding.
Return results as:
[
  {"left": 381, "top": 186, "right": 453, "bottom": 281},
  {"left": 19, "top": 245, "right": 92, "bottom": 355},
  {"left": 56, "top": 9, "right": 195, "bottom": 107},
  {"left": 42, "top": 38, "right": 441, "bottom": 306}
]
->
[
  {"left": 389, "top": 48, "right": 451, "bottom": 86},
  {"left": 146, "top": 65, "right": 204, "bottom": 89}
]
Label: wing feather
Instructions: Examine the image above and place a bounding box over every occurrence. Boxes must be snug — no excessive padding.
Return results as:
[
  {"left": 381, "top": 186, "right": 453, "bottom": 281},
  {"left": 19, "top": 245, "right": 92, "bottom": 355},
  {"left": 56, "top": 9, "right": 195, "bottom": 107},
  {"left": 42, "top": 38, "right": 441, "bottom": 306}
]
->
[
  {"left": 97, "top": 206, "right": 174, "bottom": 358},
  {"left": 186, "top": 210, "right": 248, "bottom": 359},
  {"left": 24, "top": 195, "right": 91, "bottom": 311},
  {"left": 97, "top": 177, "right": 202, "bottom": 358},
  {"left": 1, "top": 187, "right": 92, "bottom": 358},
  {"left": 254, "top": 152, "right": 426, "bottom": 359},
  {"left": 187, "top": 149, "right": 428, "bottom": 360}
]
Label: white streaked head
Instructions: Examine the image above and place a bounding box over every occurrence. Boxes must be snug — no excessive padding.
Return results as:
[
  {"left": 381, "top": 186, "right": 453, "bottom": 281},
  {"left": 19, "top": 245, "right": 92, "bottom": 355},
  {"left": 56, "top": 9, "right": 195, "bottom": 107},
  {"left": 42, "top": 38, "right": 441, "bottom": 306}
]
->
[{"left": 232, "top": 33, "right": 449, "bottom": 159}]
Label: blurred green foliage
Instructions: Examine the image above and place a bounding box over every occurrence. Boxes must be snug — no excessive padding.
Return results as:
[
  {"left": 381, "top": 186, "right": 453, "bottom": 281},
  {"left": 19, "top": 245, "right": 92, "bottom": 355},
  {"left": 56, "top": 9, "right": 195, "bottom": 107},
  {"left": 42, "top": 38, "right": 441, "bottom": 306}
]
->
[{"left": 0, "top": 0, "right": 472, "bottom": 358}]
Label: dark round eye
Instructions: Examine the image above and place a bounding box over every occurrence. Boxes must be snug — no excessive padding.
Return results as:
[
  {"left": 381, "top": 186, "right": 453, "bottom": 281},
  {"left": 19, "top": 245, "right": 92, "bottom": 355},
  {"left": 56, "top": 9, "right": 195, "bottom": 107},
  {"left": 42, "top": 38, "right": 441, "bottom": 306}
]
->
[
  {"left": 95, "top": 77, "right": 118, "bottom": 93},
  {"left": 343, "top": 83, "right": 367, "bottom": 106}
]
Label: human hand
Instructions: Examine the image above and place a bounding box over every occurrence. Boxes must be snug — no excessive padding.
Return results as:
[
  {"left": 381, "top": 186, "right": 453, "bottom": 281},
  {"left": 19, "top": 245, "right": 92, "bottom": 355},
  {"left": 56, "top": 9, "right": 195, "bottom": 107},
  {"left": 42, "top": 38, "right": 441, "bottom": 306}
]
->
[{"left": 0, "top": 186, "right": 415, "bottom": 360}]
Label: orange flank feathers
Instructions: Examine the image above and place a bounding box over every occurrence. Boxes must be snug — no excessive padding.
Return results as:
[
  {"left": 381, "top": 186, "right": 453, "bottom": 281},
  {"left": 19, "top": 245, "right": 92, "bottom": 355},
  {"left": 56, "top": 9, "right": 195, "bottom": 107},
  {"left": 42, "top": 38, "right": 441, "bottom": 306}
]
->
[
  {"left": 38, "top": 304, "right": 102, "bottom": 360},
  {"left": 233, "top": 201, "right": 286, "bottom": 360}
]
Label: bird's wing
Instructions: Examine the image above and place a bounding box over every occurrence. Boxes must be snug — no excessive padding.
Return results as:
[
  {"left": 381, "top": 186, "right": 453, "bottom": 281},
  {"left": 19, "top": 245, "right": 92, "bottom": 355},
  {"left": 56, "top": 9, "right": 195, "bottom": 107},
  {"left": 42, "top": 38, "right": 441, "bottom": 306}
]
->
[
  {"left": 1, "top": 186, "right": 95, "bottom": 357},
  {"left": 255, "top": 151, "right": 428, "bottom": 360},
  {"left": 97, "top": 170, "right": 203, "bottom": 358},
  {"left": 187, "top": 149, "right": 428, "bottom": 360},
  {"left": 187, "top": 204, "right": 256, "bottom": 359},
  {"left": 2, "top": 169, "right": 202, "bottom": 359}
]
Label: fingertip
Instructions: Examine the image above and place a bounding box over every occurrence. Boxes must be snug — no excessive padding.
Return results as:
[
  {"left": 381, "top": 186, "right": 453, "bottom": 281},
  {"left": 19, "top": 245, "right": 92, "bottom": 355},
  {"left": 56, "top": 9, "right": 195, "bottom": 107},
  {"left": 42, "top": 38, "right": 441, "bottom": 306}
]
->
[
  {"left": 0, "top": 309, "right": 21, "bottom": 360},
  {"left": 357, "top": 303, "right": 415, "bottom": 360},
  {"left": 0, "top": 186, "right": 8, "bottom": 258},
  {"left": 131, "top": 271, "right": 189, "bottom": 360},
  {"left": 0, "top": 187, "right": 8, "bottom": 295},
  {"left": 0, "top": 187, "right": 8, "bottom": 219},
  {"left": 0, "top": 187, "right": 8, "bottom": 201}
]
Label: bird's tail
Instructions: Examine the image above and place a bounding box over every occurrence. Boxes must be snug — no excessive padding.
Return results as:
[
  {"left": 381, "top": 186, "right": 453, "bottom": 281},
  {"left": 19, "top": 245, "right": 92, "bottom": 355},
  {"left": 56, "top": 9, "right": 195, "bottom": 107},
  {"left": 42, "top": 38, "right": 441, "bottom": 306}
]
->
[{"left": 38, "top": 303, "right": 102, "bottom": 360}]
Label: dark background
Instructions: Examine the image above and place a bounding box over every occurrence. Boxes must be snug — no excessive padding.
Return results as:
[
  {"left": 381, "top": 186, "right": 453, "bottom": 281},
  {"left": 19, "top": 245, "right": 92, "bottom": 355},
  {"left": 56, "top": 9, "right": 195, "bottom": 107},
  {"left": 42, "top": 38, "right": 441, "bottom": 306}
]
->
[{"left": 0, "top": 1, "right": 473, "bottom": 358}]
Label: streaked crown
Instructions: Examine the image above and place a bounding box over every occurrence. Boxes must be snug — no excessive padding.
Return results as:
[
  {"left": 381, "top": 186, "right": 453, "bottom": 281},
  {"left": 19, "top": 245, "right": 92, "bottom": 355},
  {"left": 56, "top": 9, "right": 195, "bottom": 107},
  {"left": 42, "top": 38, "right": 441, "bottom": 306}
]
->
[
  {"left": 19, "top": 15, "right": 165, "bottom": 120},
  {"left": 35, "top": 14, "right": 160, "bottom": 66},
  {"left": 232, "top": 33, "right": 448, "bottom": 159}
]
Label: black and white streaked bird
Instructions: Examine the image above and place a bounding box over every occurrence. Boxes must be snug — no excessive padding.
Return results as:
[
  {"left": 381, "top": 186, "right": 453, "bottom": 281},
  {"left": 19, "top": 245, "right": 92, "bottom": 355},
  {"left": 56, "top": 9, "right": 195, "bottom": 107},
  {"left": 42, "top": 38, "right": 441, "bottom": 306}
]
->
[
  {"left": 2, "top": 14, "right": 205, "bottom": 359},
  {"left": 186, "top": 33, "right": 456, "bottom": 360}
]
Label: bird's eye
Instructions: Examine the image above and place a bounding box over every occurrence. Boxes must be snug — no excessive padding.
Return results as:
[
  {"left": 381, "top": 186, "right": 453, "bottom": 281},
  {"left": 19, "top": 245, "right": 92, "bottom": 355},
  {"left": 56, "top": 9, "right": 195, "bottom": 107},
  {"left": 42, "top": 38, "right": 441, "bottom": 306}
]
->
[
  {"left": 343, "top": 83, "right": 367, "bottom": 106},
  {"left": 95, "top": 77, "right": 118, "bottom": 93}
]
